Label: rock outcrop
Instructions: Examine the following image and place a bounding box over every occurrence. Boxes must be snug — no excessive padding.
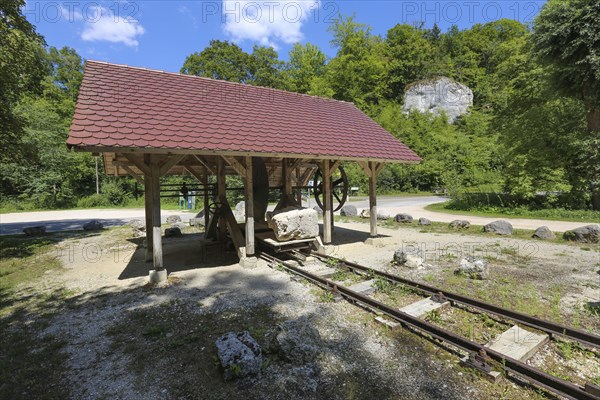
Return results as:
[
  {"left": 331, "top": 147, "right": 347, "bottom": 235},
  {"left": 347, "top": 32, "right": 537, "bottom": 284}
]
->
[
  {"left": 216, "top": 331, "right": 263, "bottom": 380},
  {"left": 340, "top": 205, "right": 358, "bottom": 217},
  {"left": 394, "top": 213, "right": 413, "bottom": 223},
  {"left": 403, "top": 77, "right": 473, "bottom": 123},
  {"left": 532, "top": 226, "right": 555, "bottom": 240},
  {"left": 458, "top": 256, "right": 489, "bottom": 279}
]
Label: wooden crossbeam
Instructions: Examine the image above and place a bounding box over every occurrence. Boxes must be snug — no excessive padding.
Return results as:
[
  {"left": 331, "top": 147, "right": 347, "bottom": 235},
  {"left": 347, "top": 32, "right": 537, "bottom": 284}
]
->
[
  {"left": 159, "top": 154, "right": 185, "bottom": 175},
  {"left": 122, "top": 153, "right": 151, "bottom": 176},
  {"left": 183, "top": 164, "right": 205, "bottom": 181},
  {"left": 223, "top": 156, "right": 246, "bottom": 176},
  {"left": 120, "top": 164, "right": 144, "bottom": 184},
  {"left": 193, "top": 155, "right": 215, "bottom": 175}
]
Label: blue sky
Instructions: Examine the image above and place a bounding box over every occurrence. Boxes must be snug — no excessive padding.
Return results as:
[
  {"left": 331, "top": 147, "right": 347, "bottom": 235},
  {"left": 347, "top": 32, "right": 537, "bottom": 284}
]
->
[{"left": 25, "top": 1, "right": 547, "bottom": 72}]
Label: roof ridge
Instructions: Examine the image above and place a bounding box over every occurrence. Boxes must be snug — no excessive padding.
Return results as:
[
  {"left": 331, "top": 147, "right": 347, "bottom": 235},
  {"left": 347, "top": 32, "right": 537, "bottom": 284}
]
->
[{"left": 85, "top": 60, "right": 352, "bottom": 105}]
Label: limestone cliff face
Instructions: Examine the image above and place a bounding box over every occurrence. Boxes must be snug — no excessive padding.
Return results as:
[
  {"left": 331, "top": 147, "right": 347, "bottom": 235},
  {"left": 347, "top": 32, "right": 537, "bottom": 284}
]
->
[{"left": 402, "top": 77, "right": 473, "bottom": 123}]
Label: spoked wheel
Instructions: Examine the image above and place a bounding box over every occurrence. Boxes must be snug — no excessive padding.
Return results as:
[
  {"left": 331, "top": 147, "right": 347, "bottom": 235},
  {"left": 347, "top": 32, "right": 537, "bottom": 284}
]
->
[{"left": 313, "top": 166, "right": 349, "bottom": 212}]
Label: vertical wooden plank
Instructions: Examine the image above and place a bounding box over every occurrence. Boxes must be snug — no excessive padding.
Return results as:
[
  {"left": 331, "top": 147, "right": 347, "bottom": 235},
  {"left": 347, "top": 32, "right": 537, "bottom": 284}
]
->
[
  {"left": 217, "top": 157, "right": 227, "bottom": 240},
  {"left": 150, "top": 156, "right": 163, "bottom": 270},
  {"left": 202, "top": 166, "right": 210, "bottom": 228},
  {"left": 295, "top": 166, "right": 302, "bottom": 205},
  {"left": 368, "top": 161, "right": 378, "bottom": 238},
  {"left": 322, "top": 160, "right": 332, "bottom": 244},
  {"left": 143, "top": 154, "right": 153, "bottom": 262},
  {"left": 245, "top": 156, "right": 255, "bottom": 256}
]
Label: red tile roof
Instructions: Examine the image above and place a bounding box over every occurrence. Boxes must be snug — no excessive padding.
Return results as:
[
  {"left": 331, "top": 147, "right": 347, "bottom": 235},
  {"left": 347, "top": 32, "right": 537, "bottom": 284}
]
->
[{"left": 67, "top": 61, "right": 421, "bottom": 163}]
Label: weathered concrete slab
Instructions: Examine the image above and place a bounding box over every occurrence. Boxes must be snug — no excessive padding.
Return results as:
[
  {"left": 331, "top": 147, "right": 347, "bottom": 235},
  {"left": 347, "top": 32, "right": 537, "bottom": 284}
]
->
[
  {"left": 347, "top": 279, "right": 377, "bottom": 296},
  {"left": 375, "top": 316, "right": 401, "bottom": 330},
  {"left": 485, "top": 325, "right": 548, "bottom": 361},
  {"left": 400, "top": 297, "right": 450, "bottom": 318},
  {"left": 299, "top": 263, "right": 337, "bottom": 278}
]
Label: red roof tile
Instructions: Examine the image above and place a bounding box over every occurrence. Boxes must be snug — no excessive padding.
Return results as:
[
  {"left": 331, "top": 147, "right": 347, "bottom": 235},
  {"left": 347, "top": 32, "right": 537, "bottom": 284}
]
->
[{"left": 67, "top": 61, "right": 421, "bottom": 163}]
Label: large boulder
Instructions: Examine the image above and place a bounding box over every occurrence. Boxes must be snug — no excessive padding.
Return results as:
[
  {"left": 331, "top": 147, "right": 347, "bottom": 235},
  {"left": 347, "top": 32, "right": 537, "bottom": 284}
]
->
[
  {"left": 189, "top": 217, "right": 204, "bottom": 227},
  {"left": 166, "top": 215, "right": 181, "bottom": 224},
  {"left": 394, "top": 213, "right": 413, "bottom": 223},
  {"left": 418, "top": 217, "right": 432, "bottom": 226},
  {"left": 458, "top": 256, "right": 489, "bottom": 279},
  {"left": 23, "top": 226, "right": 46, "bottom": 236},
  {"left": 128, "top": 219, "right": 145, "bottom": 237},
  {"left": 563, "top": 225, "right": 600, "bottom": 243},
  {"left": 402, "top": 77, "right": 473, "bottom": 123},
  {"left": 164, "top": 226, "right": 182, "bottom": 238},
  {"left": 273, "top": 318, "right": 322, "bottom": 365},
  {"left": 268, "top": 207, "right": 319, "bottom": 241},
  {"left": 532, "top": 226, "right": 555, "bottom": 240},
  {"left": 393, "top": 247, "right": 424, "bottom": 268},
  {"left": 359, "top": 209, "right": 370, "bottom": 219},
  {"left": 377, "top": 209, "right": 394, "bottom": 220},
  {"left": 216, "top": 331, "right": 263, "bottom": 380},
  {"left": 340, "top": 204, "right": 357, "bottom": 217},
  {"left": 83, "top": 220, "right": 103, "bottom": 231},
  {"left": 234, "top": 201, "right": 245, "bottom": 221},
  {"left": 483, "top": 220, "right": 513, "bottom": 235},
  {"left": 449, "top": 220, "right": 470, "bottom": 229}
]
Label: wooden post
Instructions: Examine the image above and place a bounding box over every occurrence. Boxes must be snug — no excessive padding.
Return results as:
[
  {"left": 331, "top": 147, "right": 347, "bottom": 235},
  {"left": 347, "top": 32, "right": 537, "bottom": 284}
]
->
[
  {"left": 295, "top": 166, "right": 302, "bottom": 205},
  {"left": 150, "top": 156, "right": 163, "bottom": 270},
  {"left": 368, "top": 161, "right": 378, "bottom": 238},
  {"left": 202, "top": 166, "right": 210, "bottom": 228},
  {"left": 216, "top": 157, "right": 227, "bottom": 240},
  {"left": 144, "top": 172, "right": 153, "bottom": 262},
  {"left": 143, "top": 154, "right": 153, "bottom": 262},
  {"left": 322, "top": 160, "right": 332, "bottom": 244},
  {"left": 245, "top": 157, "right": 255, "bottom": 256}
]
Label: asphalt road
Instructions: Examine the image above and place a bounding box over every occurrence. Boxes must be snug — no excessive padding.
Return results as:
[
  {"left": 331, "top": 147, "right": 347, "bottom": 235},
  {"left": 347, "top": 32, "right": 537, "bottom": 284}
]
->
[{"left": 1, "top": 195, "right": 596, "bottom": 235}]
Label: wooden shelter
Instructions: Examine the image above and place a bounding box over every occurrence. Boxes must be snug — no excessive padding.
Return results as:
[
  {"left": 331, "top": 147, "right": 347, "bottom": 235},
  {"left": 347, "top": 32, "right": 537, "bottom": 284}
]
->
[{"left": 67, "top": 61, "right": 421, "bottom": 279}]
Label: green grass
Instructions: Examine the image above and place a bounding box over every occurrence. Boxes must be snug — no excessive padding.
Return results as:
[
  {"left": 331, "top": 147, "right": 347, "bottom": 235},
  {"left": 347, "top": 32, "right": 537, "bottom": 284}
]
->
[
  {"left": 0, "top": 235, "right": 71, "bottom": 399},
  {"left": 426, "top": 201, "right": 600, "bottom": 223}
]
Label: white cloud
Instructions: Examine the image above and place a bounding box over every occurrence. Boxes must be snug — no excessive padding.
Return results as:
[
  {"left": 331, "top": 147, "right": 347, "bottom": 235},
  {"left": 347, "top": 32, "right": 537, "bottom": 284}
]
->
[
  {"left": 222, "top": 1, "right": 320, "bottom": 47},
  {"left": 81, "top": 6, "right": 145, "bottom": 47}
]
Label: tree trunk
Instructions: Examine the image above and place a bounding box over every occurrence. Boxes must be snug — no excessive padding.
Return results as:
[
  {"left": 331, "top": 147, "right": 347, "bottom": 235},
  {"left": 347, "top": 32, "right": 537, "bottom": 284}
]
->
[
  {"left": 587, "top": 108, "right": 600, "bottom": 210},
  {"left": 587, "top": 107, "right": 600, "bottom": 132}
]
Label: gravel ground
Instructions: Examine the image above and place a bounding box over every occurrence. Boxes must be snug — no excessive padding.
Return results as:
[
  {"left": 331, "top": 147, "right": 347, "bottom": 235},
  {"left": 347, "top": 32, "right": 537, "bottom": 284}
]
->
[{"left": 26, "top": 220, "right": 600, "bottom": 399}]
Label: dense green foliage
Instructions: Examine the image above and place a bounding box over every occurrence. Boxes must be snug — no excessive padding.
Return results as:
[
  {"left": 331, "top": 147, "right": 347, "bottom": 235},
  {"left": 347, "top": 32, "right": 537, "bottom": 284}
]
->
[{"left": 2, "top": 1, "right": 599, "bottom": 211}]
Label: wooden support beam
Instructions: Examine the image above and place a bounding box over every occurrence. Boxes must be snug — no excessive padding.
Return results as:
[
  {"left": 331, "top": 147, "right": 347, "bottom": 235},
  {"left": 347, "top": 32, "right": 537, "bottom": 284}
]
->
[
  {"left": 150, "top": 156, "right": 163, "bottom": 270},
  {"left": 223, "top": 156, "right": 246, "bottom": 177},
  {"left": 282, "top": 159, "right": 292, "bottom": 195},
  {"left": 120, "top": 164, "right": 144, "bottom": 184},
  {"left": 267, "top": 165, "right": 278, "bottom": 179},
  {"left": 203, "top": 166, "right": 210, "bottom": 228},
  {"left": 123, "top": 153, "right": 151, "bottom": 176},
  {"left": 368, "top": 161, "right": 378, "bottom": 238},
  {"left": 143, "top": 162, "right": 153, "bottom": 262},
  {"left": 193, "top": 155, "right": 215, "bottom": 175},
  {"left": 182, "top": 164, "right": 205, "bottom": 182},
  {"left": 322, "top": 160, "right": 332, "bottom": 244},
  {"left": 295, "top": 166, "right": 302, "bottom": 205},
  {"left": 159, "top": 154, "right": 185, "bottom": 176},
  {"left": 216, "top": 157, "right": 227, "bottom": 240},
  {"left": 245, "top": 156, "right": 255, "bottom": 256},
  {"left": 299, "top": 167, "right": 315, "bottom": 186}
]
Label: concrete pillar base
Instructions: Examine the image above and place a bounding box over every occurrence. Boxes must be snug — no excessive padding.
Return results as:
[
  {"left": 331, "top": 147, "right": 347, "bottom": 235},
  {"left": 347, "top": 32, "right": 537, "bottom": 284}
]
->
[
  {"left": 239, "top": 256, "right": 258, "bottom": 269},
  {"left": 149, "top": 269, "right": 168, "bottom": 284},
  {"left": 365, "top": 236, "right": 386, "bottom": 246}
]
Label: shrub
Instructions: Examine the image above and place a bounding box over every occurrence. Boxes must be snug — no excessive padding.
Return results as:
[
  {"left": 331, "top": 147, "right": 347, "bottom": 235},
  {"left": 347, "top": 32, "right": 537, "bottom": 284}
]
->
[{"left": 76, "top": 194, "right": 110, "bottom": 208}]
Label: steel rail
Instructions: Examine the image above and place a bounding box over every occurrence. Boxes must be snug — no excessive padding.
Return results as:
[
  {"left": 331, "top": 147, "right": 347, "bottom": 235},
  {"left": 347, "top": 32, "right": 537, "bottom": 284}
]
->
[
  {"left": 314, "top": 253, "right": 600, "bottom": 349},
  {"left": 260, "top": 252, "right": 599, "bottom": 400}
]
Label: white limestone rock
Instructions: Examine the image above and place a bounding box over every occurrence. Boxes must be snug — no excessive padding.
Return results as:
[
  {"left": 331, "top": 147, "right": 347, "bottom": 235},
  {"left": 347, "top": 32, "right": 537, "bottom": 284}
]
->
[
  {"left": 403, "top": 77, "right": 473, "bottom": 123},
  {"left": 268, "top": 207, "right": 319, "bottom": 241}
]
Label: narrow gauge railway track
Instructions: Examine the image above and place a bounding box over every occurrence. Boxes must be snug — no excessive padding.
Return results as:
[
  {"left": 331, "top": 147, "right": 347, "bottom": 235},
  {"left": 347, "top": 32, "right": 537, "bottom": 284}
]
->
[
  {"left": 313, "top": 253, "right": 600, "bottom": 350},
  {"left": 258, "top": 251, "right": 600, "bottom": 400}
]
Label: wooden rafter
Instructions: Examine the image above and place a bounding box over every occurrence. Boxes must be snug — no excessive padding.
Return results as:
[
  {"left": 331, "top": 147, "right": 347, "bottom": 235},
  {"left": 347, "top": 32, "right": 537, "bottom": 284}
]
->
[
  {"left": 193, "top": 155, "right": 215, "bottom": 175},
  {"left": 122, "top": 153, "right": 151, "bottom": 176},
  {"left": 159, "top": 155, "right": 185, "bottom": 175},
  {"left": 183, "top": 164, "right": 205, "bottom": 182},
  {"left": 222, "top": 156, "right": 246, "bottom": 176}
]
